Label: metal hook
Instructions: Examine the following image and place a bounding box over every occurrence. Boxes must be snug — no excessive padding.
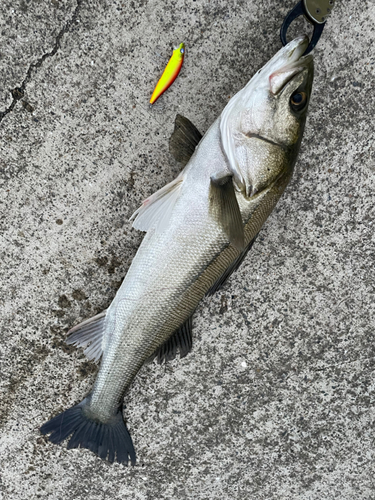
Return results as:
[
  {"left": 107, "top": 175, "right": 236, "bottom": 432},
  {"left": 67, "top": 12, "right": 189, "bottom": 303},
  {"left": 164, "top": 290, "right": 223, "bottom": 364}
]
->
[{"left": 280, "top": 0, "right": 334, "bottom": 55}]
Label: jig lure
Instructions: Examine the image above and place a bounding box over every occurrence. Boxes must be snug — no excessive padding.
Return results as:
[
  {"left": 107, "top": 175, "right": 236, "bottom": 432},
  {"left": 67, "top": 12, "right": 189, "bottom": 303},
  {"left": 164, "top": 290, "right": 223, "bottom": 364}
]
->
[{"left": 150, "top": 42, "right": 185, "bottom": 105}]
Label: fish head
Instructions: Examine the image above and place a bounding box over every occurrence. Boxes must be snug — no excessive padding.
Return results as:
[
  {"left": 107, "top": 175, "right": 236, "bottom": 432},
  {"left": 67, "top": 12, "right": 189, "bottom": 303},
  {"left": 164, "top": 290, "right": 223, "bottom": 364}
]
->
[{"left": 220, "top": 36, "right": 314, "bottom": 197}]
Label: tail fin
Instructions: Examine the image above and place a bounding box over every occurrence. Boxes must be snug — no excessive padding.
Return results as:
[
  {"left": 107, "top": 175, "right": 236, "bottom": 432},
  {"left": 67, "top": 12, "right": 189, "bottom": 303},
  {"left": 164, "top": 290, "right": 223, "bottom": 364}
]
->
[{"left": 40, "top": 401, "right": 136, "bottom": 465}]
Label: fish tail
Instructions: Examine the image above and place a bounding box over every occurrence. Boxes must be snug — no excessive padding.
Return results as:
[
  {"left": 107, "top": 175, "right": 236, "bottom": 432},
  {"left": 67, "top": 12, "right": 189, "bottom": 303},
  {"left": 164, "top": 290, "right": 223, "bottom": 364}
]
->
[{"left": 40, "top": 399, "right": 136, "bottom": 465}]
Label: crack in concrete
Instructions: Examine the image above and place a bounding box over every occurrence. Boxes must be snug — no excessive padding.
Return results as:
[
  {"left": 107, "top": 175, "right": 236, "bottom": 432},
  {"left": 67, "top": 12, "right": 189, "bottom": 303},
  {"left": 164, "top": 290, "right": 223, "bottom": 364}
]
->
[{"left": 0, "top": 0, "right": 84, "bottom": 123}]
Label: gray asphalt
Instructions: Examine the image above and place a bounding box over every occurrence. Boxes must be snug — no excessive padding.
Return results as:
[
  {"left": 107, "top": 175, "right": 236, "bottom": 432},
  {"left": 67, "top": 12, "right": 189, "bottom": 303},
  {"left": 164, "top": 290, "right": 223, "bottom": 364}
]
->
[{"left": 1, "top": 1, "right": 374, "bottom": 499}]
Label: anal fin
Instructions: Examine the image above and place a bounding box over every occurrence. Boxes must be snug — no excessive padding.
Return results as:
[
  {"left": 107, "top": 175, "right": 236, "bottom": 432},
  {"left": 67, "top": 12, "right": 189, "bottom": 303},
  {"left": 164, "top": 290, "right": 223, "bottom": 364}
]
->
[
  {"left": 151, "top": 314, "right": 193, "bottom": 364},
  {"left": 169, "top": 114, "right": 203, "bottom": 166}
]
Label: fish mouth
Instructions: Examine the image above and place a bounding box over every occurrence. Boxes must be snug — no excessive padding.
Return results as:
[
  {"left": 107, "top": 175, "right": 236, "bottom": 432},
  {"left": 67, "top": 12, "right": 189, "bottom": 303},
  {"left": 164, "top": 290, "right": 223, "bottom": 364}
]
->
[
  {"left": 268, "top": 37, "right": 313, "bottom": 95},
  {"left": 285, "top": 35, "right": 309, "bottom": 62}
]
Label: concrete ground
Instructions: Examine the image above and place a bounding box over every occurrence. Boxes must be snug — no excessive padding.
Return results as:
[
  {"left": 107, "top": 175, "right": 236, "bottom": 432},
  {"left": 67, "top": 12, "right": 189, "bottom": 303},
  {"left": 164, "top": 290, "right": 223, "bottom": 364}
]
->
[{"left": 0, "top": 0, "right": 374, "bottom": 498}]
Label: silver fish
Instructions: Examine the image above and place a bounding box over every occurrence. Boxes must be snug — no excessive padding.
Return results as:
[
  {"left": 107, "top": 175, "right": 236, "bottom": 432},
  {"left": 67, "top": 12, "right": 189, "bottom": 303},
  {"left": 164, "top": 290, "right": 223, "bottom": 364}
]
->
[{"left": 41, "top": 36, "right": 314, "bottom": 464}]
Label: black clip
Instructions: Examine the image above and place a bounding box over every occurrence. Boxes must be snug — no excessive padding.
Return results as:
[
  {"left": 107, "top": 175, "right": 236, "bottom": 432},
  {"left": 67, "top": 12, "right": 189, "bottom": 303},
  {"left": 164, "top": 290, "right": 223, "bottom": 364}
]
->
[{"left": 280, "top": 0, "right": 332, "bottom": 55}]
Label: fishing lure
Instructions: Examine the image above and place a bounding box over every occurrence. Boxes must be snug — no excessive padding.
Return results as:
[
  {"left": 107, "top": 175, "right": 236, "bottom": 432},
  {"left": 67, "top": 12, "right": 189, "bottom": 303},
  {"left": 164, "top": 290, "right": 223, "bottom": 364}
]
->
[{"left": 150, "top": 42, "right": 185, "bottom": 105}]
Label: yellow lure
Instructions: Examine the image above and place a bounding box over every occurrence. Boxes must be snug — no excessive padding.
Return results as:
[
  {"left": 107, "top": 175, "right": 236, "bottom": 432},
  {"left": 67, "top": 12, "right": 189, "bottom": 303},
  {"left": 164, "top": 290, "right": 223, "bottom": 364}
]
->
[{"left": 150, "top": 43, "right": 185, "bottom": 105}]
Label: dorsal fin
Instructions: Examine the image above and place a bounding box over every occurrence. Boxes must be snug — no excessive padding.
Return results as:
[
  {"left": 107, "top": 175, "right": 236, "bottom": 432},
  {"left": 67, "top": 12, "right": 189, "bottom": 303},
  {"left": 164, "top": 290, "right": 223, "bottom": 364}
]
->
[
  {"left": 130, "top": 176, "right": 183, "bottom": 232},
  {"left": 131, "top": 115, "right": 201, "bottom": 233},
  {"left": 207, "top": 234, "right": 258, "bottom": 296},
  {"left": 151, "top": 314, "right": 193, "bottom": 364},
  {"left": 66, "top": 310, "right": 107, "bottom": 363},
  {"left": 169, "top": 114, "right": 203, "bottom": 165}
]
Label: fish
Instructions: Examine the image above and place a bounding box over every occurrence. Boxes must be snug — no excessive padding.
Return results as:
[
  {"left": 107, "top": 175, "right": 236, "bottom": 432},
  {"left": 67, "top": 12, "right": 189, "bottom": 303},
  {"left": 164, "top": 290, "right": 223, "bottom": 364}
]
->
[
  {"left": 150, "top": 42, "right": 185, "bottom": 105},
  {"left": 40, "top": 36, "right": 314, "bottom": 465}
]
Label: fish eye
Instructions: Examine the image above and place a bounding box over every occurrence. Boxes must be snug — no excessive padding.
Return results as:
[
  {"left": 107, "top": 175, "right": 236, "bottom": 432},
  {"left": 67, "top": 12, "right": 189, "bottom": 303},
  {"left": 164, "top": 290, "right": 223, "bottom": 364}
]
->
[
  {"left": 180, "top": 47, "right": 185, "bottom": 54},
  {"left": 290, "top": 91, "right": 307, "bottom": 112}
]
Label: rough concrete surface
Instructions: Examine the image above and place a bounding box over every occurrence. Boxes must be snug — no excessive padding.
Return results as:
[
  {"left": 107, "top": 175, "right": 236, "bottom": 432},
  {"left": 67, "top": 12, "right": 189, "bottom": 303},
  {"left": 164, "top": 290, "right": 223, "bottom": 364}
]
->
[{"left": 0, "top": 0, "right": 374, "bottom": 498}]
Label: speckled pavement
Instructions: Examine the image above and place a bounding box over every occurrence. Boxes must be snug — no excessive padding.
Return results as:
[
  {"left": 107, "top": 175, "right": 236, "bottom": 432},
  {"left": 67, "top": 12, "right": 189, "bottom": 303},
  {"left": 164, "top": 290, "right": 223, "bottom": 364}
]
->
[{"left": 0, "top": 1, "right": 374, "bottom": 499}]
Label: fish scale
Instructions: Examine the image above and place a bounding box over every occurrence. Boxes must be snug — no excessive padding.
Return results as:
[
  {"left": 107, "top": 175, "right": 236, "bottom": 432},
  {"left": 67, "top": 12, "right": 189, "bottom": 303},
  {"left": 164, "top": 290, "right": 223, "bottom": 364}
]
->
[{"left": 40, "top": 36, "right": 314, "bottom": 465}]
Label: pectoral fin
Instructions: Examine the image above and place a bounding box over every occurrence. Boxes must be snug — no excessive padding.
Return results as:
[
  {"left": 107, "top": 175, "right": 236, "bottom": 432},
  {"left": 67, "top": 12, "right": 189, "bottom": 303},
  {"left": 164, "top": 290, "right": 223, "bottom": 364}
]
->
[
  {"left": 207, "top": 234, "right": 258, "bottom": 296},
  {"left": 169, "top": 114, "right": 203, "bottom": 165},
  {"left": 209, "top": 173, "right": 244, "bottom": 250}
]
